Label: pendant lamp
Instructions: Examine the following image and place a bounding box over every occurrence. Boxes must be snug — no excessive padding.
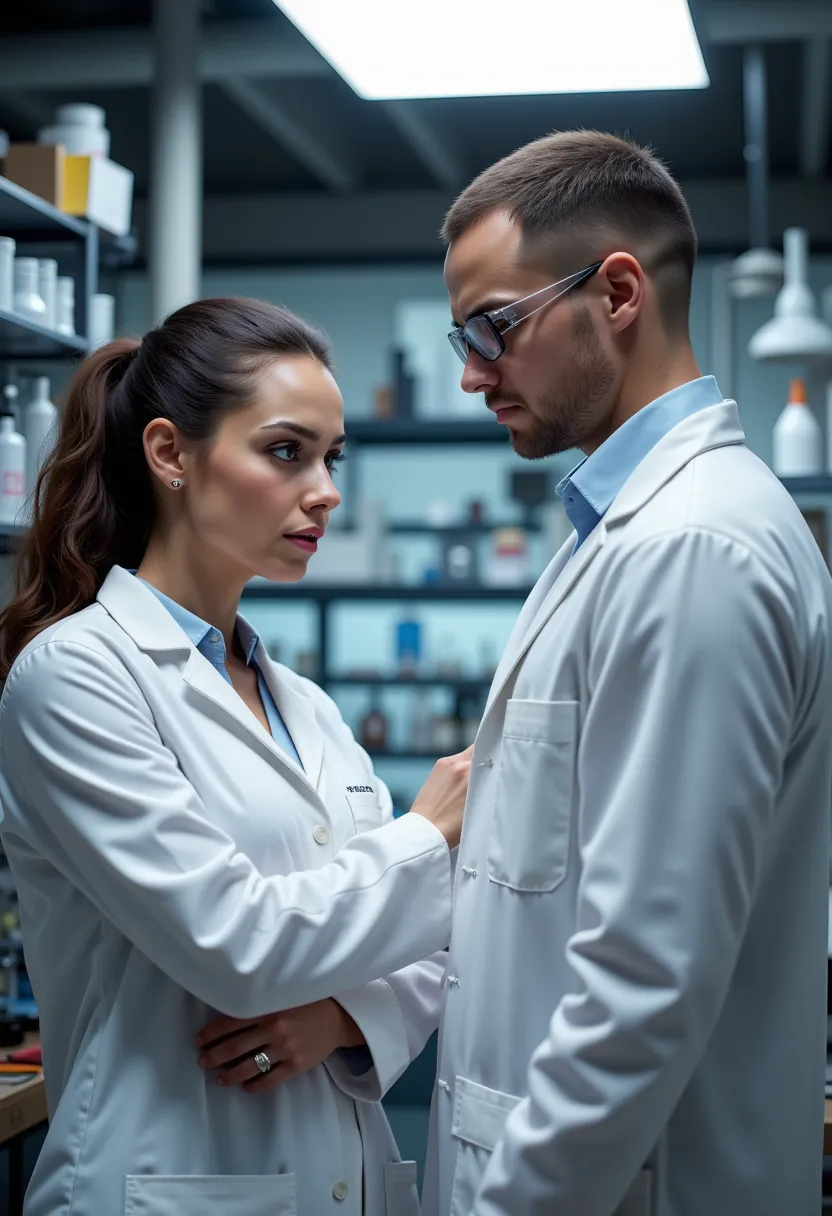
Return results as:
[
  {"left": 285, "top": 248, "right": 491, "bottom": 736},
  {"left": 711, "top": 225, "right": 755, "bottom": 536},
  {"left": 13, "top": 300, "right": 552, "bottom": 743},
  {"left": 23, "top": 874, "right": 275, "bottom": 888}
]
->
[
  {"left": 749, "top": 228, "right": 832, "bottom": 366},
  {"left": 728, "top": 47, "right": 782, "bottom": 300}
]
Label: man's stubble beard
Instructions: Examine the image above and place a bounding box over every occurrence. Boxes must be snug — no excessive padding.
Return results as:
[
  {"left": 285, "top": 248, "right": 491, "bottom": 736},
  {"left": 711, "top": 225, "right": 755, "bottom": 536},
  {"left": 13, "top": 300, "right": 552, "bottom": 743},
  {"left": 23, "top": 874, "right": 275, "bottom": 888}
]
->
[{"left": 510, "top": 307, "right": 616, "bottom": 461}]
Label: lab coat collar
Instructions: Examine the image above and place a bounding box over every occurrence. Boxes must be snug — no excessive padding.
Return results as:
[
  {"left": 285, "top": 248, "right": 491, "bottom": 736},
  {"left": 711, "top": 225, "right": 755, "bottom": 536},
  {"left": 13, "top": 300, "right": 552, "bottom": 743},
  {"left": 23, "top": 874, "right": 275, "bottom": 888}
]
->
[
  {"left": 603, "top": 400, "right": 745, "bottom": 530},
  {"left": 97, "top": 567, "right": 324, "bottom": 794},
  {"left": 483, "top": 399, "right": 745, "bottom": 718},
  {"left": 98, "top": 565, "right": 194, "bottom": 654},
  {"left": 250, "top": 637, "right": 325, "bottom": 790}
]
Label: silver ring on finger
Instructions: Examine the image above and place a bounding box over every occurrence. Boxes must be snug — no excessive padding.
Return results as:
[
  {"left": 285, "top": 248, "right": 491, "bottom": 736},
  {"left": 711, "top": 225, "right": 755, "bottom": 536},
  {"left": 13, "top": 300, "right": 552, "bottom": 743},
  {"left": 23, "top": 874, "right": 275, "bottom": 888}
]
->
[{"left": 253, "top": 1050, "right": 272, "bottom": 1075}]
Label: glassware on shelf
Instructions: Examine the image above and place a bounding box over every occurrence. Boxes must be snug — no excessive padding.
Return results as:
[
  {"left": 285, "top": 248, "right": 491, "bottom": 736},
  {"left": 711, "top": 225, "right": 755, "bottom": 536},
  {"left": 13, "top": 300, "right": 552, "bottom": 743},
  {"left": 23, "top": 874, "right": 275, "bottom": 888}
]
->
[
  {"left": 772, "top": 378, "right": 822, "bottom": 477},
  {"left": 0, "top": 396, "right": 26, "bottom": 526},
  {"left": 22, "top": 376, "right": 58, "bottom": 506},
  {"left": 360, "top": 698, "right": 389, "bottom": 751},
  {"left": 89, "top": 293, "right": 116, "bottom": 350},
  {"left": 485, "top": 527, "right": 531, "bottom": 587},
  {"left": 434, "top": 633, "right": 462, "bottom": 679},
  {"left": 55, "top": 276, "right": 76, "bottom": 336},
  {"left": 395, "top": 612, "right": 422, "bottom": 676},
  {"left": 442, "top": 538, "right": 478, "bottom": 585},
  {"left": 409, "top": 690, "right": 434, "bottom": 753},
  {"left": 427, "top": 500, "right": 454, "bottom": 527},
  {"left": 0, "top": 238, "right": 15, "bottom": 313},
  {"left": 431, "top": 713, "right": 459, "bottom": 754},
  {"left": 37, "top": 259, "right": 58, "bottom": 330},
  {"left": 13, "top": 257, "right": 46, "bottom": 322}
]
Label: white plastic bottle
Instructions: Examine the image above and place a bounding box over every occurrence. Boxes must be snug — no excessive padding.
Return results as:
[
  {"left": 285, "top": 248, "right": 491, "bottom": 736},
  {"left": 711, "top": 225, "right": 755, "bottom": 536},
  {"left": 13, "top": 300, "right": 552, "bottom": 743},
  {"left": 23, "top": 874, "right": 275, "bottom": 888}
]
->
[
  {"left": 772, "top": 377, "right": 823, "bottom": 477},
  {"left": 0, "top": 406, "right": 26, "bottom": 526},
  {"left": 22, "top": 377, "right": 58, "bottom": 502}
]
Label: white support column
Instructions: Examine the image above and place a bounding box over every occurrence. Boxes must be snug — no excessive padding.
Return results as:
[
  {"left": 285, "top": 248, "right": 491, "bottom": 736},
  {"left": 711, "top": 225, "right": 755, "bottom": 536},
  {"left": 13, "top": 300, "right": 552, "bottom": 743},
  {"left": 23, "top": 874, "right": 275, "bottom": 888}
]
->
[{"left": 150, "top": 0, "right": 202, "bottom": 325}]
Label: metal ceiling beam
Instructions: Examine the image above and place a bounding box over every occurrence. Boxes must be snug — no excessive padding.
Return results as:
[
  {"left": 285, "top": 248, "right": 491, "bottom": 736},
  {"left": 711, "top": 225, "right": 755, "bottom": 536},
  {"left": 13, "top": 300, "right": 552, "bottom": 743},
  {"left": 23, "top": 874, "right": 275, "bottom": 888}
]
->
[
  {"left": 0, "top": 21, "right": 329, "bottom": 91},
  {"left": 800, "top": 39, "right": 832, "bottom": 179},
  {"left": 707, "top": 2, "right": 832, "bottom": 44},
  {"left": 2, "top": 8, "right": 831, "bottom": 94},
  {"left": 222, "top": 78, "right": 358, "bottom": 194},
  {"left": 126, "top": 181, "right": 832, "bottom": 263},
  {"left": 384, "top": 101, "right": 465, "bottom": 191}
]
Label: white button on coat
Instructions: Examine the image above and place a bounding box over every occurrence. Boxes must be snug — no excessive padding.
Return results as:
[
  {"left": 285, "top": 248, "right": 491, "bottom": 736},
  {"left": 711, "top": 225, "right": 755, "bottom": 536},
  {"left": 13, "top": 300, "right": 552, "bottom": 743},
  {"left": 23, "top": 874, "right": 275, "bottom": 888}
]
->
[
  {"left": 0, "top": 567, "right": 447, "bottom": 1216},
  {"left": 333, "top": 1181, "right": 348, "bottom": 1201},
  {"left": 313, "top": 824, "right": 330, "bottom": 845}
]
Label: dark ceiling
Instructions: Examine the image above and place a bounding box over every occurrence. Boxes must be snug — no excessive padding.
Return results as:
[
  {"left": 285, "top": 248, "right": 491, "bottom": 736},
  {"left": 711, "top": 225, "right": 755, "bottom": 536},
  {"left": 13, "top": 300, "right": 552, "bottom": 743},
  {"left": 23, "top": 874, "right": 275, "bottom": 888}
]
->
[{"left": 0, "top": 0, "right": 829, "bottom": 201}]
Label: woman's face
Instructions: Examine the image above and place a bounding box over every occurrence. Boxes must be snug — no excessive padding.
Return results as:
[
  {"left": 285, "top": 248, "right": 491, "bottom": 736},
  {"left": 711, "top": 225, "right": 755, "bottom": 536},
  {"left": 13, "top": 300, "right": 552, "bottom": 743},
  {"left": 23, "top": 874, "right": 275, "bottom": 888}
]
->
[{"left": 179, "top": 355, "right": 345, "bottom": 583}]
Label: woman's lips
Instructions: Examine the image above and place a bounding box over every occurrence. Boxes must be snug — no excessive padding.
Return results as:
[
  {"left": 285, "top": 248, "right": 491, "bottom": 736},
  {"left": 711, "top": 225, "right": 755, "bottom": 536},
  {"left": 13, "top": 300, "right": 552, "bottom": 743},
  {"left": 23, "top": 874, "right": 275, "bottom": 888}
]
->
[{"left": 285, "top": 535, "right": 318, "bottom": 553}]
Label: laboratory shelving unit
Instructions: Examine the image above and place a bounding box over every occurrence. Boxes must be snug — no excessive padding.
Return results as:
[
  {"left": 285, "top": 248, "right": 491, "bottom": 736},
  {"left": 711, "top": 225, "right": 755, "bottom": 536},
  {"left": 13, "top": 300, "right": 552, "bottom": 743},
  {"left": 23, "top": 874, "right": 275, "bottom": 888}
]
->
[
  {"left": 241, "top": 417, "right": 832, "bottom": 762},
  {"left": 0, "top": 174, "right": 98, "bottom": 353},
  {"left": 241, "top": 419, "right": 529, "bottom": 760},
  {"left": 0, "top": 174, "right": 100, "bottom": 554},
  {"left": 244, "top": 576, "right": 530, "bottom": 760}
]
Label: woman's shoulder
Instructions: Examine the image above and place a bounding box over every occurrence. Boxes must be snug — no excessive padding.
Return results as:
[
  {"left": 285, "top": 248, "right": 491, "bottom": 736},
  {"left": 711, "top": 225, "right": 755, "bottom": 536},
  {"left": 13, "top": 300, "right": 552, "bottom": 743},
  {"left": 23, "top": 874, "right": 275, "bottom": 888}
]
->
[{"left": 4, "top": 602, "right": 134, "bottom": 703}]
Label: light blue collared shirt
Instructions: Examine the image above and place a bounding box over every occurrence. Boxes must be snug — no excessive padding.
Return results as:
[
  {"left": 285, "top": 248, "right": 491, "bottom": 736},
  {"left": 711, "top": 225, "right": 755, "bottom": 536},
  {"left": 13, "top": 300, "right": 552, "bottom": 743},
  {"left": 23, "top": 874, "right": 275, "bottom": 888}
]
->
[
  {"left": 138, "top": 580, "right": 302, "bottom": 770},
  {"left": 556, "top": 376, "right": 724, "bottom": 551}
]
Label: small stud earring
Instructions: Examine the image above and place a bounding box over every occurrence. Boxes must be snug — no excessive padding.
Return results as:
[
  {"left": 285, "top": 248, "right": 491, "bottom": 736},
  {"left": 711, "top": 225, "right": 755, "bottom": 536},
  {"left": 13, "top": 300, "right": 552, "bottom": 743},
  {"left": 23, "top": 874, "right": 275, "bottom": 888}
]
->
[{"left": 170, "top": 479, "right": 182, "bottom": 489}]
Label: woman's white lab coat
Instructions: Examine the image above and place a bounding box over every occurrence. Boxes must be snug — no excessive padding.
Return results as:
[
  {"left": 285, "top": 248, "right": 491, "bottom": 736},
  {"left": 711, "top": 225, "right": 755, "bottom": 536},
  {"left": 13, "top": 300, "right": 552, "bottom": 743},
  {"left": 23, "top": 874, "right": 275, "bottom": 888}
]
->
[{"left": 0, "top": 566, "right": 452, "bottom": 1216}]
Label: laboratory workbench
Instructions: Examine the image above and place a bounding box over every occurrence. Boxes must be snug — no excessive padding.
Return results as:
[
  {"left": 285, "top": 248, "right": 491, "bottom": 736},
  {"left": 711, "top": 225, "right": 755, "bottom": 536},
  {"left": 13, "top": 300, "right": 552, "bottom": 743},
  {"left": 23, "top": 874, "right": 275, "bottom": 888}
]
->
[{"left": 0, "top": 1037, "right": 46, "bottom": 1216}]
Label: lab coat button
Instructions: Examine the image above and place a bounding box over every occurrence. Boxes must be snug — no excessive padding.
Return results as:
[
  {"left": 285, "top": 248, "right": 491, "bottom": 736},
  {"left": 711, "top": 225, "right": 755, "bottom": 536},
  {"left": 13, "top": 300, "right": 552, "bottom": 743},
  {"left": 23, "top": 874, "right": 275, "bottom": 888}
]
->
[
  {"left": 313, "top": 825, "right": 330, "bottom": 845},
  {"left": 333, "top": 1181, "right": 348, "bottom": 1201}
]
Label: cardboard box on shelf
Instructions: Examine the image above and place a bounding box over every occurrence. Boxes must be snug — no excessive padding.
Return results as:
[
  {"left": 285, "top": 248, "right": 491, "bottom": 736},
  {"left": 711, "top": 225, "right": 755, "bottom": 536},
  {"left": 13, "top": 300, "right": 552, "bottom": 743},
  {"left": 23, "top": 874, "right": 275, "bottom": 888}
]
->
[
  {"left": 2, "top": 143, "right": 66, "bottom": 207},
  {"left": 63, "top": 155, "right": 133, "bottom": 237}
]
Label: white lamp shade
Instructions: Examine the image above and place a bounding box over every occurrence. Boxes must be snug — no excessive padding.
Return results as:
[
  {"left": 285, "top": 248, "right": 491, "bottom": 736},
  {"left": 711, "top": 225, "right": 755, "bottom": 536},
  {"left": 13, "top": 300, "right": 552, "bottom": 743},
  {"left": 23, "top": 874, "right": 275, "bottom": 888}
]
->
[
  {"left": 748, "top": 228, "right": 832, "bottom": 365},
  {"left": 729, "top": 248, "right": 783, "bottom": 300}
]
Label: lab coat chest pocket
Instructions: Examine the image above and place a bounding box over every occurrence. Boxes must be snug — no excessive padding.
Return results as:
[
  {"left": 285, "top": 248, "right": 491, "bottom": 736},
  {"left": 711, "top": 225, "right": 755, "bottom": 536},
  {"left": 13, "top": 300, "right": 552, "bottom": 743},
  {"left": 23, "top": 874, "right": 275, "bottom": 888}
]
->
[
  {"left": 124, "top": 1173, "right": 297, "bottom": 1215},
  {"left": 345, "top": 790, "right": 383, "bottom": 834},
  {"left": 487, "top": 699, "right": 578, "bottom": 892}
]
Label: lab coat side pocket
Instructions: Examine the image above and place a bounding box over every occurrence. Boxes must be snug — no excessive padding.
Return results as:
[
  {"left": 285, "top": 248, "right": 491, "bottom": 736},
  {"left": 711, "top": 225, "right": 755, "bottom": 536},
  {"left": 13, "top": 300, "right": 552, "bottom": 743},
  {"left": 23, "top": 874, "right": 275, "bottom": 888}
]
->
[
  {"left": 384, "top": 1160, "right": 420, "bottom": 1216},
  {"left": 487, "top": 699, "right": 578, "bottom": 893},
  {"left": 449, "top": 1077, "right": 521, "bottom": 1216},
  {"left": 124, "top": 1173, "right": 297, "bottom": 1216}
]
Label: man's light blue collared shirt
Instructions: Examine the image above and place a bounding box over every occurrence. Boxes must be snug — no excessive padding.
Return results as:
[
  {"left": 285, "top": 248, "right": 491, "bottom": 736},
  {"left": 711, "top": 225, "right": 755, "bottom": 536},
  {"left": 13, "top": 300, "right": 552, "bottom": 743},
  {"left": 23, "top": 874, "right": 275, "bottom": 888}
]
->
[
  {"left": 138, "top": 580, "right": 302, "bottom": 769},
  {"left": 555, "top": 376, "right": 724, "bottom": 551}
]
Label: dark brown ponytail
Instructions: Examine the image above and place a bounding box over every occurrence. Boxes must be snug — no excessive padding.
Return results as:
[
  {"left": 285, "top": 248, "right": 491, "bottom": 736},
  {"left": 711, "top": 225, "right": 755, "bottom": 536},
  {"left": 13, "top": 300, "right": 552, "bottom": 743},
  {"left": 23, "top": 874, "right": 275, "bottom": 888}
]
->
[{"left": 0, "top": 297, "right": 331, "bottom": 678}]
